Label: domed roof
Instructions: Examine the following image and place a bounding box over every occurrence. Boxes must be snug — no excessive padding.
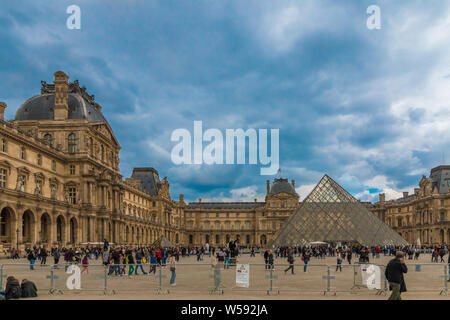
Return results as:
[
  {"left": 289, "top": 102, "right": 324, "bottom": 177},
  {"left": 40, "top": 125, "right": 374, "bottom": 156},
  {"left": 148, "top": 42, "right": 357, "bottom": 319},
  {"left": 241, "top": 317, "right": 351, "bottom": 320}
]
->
[
  {"left": 269, "top": 178, "right": 297, "bottom": 195},
  {"left": 15, "top": 79, "right": 107, "bottom": 122}
]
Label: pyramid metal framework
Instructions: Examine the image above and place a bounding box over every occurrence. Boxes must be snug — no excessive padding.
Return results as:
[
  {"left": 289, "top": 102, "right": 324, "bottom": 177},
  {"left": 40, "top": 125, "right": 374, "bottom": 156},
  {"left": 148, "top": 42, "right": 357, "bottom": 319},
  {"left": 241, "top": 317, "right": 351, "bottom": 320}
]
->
[{"left": 271, "top": 175, "right": 408, "bottom": 247}]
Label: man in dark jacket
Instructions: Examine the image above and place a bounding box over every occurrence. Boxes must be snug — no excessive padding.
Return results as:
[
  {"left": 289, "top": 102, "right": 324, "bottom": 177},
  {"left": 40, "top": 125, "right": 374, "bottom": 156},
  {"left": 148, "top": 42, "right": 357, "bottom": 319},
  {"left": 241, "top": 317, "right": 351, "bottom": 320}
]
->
[
  {"left": 284, "top": 249, "right": 295, "bottom": 274},
  {"left": 21, "top": 279, "right": 38, "bottom": 298},
  {"left": 385, "top": 251, "right": 408, "bottom": 300}
]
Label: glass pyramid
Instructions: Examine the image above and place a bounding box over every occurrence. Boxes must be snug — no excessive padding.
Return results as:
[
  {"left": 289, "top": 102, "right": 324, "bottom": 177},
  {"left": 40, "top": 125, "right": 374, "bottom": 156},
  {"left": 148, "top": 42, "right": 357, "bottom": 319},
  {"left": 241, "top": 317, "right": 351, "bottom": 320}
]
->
[{"left": 271, "top": 175, "right": 408, "bottom": 247}]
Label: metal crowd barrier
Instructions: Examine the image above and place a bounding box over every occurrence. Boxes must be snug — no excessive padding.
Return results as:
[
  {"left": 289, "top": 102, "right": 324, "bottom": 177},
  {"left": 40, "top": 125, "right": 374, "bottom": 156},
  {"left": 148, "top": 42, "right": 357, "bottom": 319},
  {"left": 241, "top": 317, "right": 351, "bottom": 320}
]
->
[{"left": 0, "top": 262, "right": 449, "bottom": 296}]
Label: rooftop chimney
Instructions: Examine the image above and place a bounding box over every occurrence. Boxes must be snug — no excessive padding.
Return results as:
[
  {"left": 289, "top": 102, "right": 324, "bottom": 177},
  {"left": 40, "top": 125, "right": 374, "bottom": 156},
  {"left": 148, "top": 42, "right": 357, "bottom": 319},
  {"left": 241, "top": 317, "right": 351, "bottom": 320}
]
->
[
  {"left": 53, "top": 71, "right": 69, "bottom": 120},
  {"left": 266, "top": 180, "right": 270, "bottom": 194},
  {"left": 414, "top": 188, "right": 420, "bottom": 196},
  {"left": 291, "top": 180, "right": 295, "bottom": 188},
  {"left": 403, "top": 192, "right": 409, "bottom": 198},
  {"left": 179, "top": 194, "right": 184, "bottom": 203},
  {"left": 379, "top": 193, "right": 385, "bottom": 203},
  {"left": 198, "top": 198, "right": 202, "bottom": 203},
  {"left": 0, "top": 102, "right": 6, "bottom": 121}
]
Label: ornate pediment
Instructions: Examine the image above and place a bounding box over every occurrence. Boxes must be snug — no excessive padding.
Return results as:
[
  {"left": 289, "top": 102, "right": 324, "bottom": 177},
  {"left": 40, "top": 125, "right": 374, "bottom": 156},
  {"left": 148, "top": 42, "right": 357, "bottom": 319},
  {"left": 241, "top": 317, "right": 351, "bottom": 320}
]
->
[
  {"left": 0, "top": 160, "right": 12, "bottom": 175},
  {"left": 92, "top": 124, "right": 119, "bottom": 147},
  {"left": 158, "top": 177, "right": 171, "bottom": 200}
]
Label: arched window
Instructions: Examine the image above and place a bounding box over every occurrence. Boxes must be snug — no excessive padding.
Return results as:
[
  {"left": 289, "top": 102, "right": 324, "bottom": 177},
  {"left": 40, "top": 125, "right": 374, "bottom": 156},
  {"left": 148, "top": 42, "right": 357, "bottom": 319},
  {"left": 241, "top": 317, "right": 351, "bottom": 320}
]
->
[
  {"left": 43, "top": 133, "right": 53, "bottom": 147},
  {"left": 68, "top": 133, "right": 77, "bottom": 154}
]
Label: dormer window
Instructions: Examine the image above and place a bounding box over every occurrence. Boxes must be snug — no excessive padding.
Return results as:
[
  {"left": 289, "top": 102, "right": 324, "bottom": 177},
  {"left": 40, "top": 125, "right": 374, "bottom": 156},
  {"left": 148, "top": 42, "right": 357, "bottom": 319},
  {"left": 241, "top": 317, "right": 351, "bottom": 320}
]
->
[{"left": 44, "top": 133, "right": 53, "bottom": 147}]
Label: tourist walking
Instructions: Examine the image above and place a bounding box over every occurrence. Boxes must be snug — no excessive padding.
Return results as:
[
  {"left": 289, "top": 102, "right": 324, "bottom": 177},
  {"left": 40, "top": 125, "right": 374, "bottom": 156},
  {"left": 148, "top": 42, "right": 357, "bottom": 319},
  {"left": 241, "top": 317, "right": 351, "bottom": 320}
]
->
[
  {"left": 385, "top": 251, "right": 408, "bottom": 300},
  {"left": 302, "top": 250, "right": 311, "bottom": 272},
  {"left": 169, "top": 254, "right": 177, "bottom": 286},
  {"left": 81, "top": 255, "right": 89, "bottom": 274},
  {"left": 53, "top": 248, "right": 60, "bottom": 267},
  {"left": 336, "top": 251, "right": 343, "bottom": 272},
  {"left": 27, "top": 250, "right": 36, "bottom": 271},
  {"left": 284, "top": 250, "right": 295, "bottom": 274}
]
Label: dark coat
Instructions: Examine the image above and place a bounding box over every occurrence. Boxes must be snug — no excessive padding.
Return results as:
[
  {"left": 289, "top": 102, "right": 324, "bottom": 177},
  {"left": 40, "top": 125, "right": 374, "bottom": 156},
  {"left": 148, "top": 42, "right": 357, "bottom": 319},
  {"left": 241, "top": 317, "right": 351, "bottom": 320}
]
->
[
  {"left": 385, "top": 258, "right": 408, "bottom": 292},
  {"left": 5, "top": 279, "right": 22, "bottom": 300},
  {"left": 21, "top": 281, "right": 38, "bottom": 298}
]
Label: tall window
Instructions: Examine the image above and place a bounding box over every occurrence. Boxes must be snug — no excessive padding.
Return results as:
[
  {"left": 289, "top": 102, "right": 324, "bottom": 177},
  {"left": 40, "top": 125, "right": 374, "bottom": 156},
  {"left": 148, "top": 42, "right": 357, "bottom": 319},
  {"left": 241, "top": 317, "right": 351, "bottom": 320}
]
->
[
  {"left": 205, "top": 221, "right": 209, "bottom": 230},
  {"left": 215, "top": 221, "right": 220, "bottom": 230},
  {"left": 0, "top": 168, "right": 6, "bottom": 188},
  {"left": 69, "top": 187, "right": 77, "bottom": 204},
  {"left": 89, "top": 137, "right": 93, "bottom": 156},
  {"left": 1, "top": 139, "right": 6, "bottom": 152},
  {"left": 69, "top": 164, "right": 76, "bottom": 175},
  {"left": 37, "top": 154, "right": 42, "bottom": 166},
  {"left": 20, "top": 147, "right": 26, "bottom": 160},
  {"left": 236, "top": 222, "right": 240, "bottom": 230},
  {"left": 246, "top": 222, "right": 250, "bottom": 230},
  {"left": 43, "top": 133, "right": 53, "bottom": 147},
  {"left": 101, "top": 145, "right": 104, "bottom": 161},
  {"left": 225, "top": 222, "right": 230, "bottom": 230},
  {"left": 68, "top": 133, "right": 77, "bottom": 154},
  {"left": 52, "top": 160, "right": 56, "bottom": 171},
  {"left": 0, "top": 211, "right": 6, "bottom": 236}
]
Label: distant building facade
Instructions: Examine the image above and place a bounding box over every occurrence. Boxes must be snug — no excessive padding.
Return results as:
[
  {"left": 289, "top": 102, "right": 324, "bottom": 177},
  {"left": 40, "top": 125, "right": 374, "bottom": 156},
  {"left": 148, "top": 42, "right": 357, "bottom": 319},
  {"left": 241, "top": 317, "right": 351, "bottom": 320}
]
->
[{"left": 371, "top": 166, "right": 450, "bottom": 245}]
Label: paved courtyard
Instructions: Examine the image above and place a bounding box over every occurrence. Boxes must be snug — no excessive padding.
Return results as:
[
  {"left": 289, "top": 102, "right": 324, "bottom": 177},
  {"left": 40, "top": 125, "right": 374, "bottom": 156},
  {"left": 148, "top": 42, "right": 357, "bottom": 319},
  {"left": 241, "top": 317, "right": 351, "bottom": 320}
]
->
[{"left": 1, "top": 253, "right": 450, "bottom": 300}]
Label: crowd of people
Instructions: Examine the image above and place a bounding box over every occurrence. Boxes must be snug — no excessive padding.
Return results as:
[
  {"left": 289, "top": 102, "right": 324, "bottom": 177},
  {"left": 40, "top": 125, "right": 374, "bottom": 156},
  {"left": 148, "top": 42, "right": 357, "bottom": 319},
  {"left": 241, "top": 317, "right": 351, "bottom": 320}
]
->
[{"left": 1, "top": 241, "right": 449, "bottom": 300}]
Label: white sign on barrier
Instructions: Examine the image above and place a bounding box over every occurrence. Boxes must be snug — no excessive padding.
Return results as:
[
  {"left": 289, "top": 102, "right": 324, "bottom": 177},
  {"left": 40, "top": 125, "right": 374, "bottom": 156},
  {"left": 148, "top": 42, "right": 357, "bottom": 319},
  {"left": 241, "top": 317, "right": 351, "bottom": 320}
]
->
[
  {"left": 360, "top": 264, "right": 381, "bottom": 290},
  {"left": 66, "top": 264, "right": 81, "bottom": 290},
  {"left": 236, "top": 264, "right": 250, "bottom": 288}
]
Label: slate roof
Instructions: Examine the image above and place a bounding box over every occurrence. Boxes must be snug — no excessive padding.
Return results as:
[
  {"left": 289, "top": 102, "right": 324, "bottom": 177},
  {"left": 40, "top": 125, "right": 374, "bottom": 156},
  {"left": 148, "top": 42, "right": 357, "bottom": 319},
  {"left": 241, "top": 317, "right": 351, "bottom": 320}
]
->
[
  {"left": 269, "top": 178, "right": 297, "bottom": 195},
  {"left": 131, "top": 167, "right": 161, "bottom": 195}
]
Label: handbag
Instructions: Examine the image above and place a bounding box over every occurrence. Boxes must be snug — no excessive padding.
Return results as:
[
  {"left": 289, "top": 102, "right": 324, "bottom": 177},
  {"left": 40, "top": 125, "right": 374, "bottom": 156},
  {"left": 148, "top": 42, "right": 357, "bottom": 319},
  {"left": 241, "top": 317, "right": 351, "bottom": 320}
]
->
[{"left": 170, "top": 266, "right": 175, "bottom": 272}]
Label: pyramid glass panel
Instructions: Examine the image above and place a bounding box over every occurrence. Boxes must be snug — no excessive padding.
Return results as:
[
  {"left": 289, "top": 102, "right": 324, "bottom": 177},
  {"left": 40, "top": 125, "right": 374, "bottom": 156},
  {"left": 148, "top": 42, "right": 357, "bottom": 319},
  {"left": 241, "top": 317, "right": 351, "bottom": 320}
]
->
[{"left": 271, "top": 175, "right": 408, "bottom": 246}]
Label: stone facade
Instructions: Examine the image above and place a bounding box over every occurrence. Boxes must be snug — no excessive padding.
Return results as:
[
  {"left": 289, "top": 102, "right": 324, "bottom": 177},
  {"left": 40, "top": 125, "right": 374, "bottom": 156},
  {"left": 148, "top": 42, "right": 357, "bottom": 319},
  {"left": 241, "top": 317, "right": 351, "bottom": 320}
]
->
[
  {"left": 0, "top": 71, "right": 300, "bottom": 250},
  {"left": 0, "top": 71, "right": 184, "bottom": 251},
  {"left": 370, "top": 166, "right": 450, "bottom": 245}
]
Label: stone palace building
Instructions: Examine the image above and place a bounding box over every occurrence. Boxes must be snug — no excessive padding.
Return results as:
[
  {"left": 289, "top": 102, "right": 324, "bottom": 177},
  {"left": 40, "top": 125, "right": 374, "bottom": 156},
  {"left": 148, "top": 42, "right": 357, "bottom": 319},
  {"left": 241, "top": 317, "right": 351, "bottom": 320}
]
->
[
  {"left": 1, "top": 71, "right": 448, "bottom": 250},
  {"left": 371, "top": 166, "right": 450, "bottom": 246},
  {"left": 0, "top": 71, "right": 300, "bottom": 250}
]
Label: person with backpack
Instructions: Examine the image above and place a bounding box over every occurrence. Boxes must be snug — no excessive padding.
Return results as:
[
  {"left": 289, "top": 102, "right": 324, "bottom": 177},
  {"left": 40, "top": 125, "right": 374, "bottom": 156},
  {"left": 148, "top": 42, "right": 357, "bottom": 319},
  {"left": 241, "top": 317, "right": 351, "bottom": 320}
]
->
[
  {"left": 40, "top": 247, "right": 48, "bottom": 265},
  {"left": 53, "top": 248, "right": 61, "bottom": 267},
  {"left": 0, "top": 276, "right": 22, "bottom": 300},
  {"left": 336, "top": 250, "right": 343, "bottom": 272},
  {"left": 135, "top": 249, "right": 148, "bottom": 275},
  {"left": 27, "top": 250, "right": 36, "bottom": 271},
  {"left": 284, "top": 249, "right": 295, "bottom": 274}
]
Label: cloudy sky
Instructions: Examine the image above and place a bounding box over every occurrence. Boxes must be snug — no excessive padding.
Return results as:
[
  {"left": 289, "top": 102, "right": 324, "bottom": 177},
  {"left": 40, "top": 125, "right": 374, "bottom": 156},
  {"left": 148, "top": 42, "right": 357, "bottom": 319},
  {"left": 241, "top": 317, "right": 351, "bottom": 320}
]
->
[{"left": 1, "top": 0, "right": 449, "bottom": 203}]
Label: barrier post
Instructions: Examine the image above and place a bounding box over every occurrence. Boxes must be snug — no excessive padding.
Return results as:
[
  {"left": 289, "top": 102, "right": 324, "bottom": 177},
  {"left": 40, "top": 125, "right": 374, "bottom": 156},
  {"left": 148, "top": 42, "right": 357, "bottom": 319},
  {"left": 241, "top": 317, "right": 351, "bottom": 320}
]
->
[
  {"left": 376, "top": 265, "right": 387, "bottom": 296},
  {"left": 156, "top": 264, "right": 168, "bottom": 294},
  {"left": 0, "top": 265, "right": 6, "bottom": 288},
  {"left": 265, "top": 266, "right": 279, "bottom": 295},
  {"left": 47, "top": 265, "right": 62, "bottom": 295},
  {"left": 209, "top": 265, "right": 223, "bottom": 295},
  {"left": 322, "top": 266, "right": 336, "bottom": 296},
  {"left": 439, "top": 264, "right": 448, "bottom": 296}
]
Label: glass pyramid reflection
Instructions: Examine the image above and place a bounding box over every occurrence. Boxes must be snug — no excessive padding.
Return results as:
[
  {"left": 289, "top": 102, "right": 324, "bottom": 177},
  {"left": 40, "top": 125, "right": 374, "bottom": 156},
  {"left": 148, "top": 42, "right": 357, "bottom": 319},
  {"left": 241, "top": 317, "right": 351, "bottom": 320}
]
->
[{"left": 271, "top": 175, "right": 408, "bottom": 246}]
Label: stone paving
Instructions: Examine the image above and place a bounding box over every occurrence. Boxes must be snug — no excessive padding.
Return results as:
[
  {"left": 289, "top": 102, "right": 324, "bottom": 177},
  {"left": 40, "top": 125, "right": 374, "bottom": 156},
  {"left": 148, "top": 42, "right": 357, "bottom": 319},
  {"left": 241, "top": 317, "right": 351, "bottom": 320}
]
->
[{"left": 1, "top": 253, "right": 450, "bottom": 300}]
